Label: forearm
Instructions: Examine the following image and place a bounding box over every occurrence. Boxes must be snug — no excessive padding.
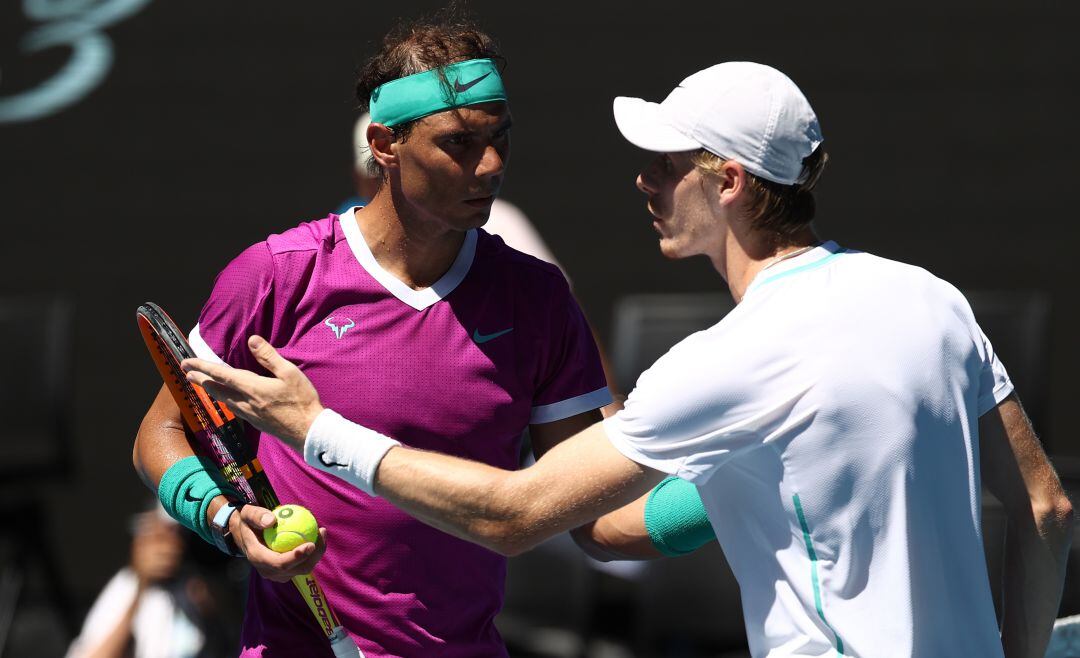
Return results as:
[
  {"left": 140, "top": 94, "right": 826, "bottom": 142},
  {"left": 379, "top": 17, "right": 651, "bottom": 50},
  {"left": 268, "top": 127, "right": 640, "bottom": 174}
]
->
[
  {"left": 573, "top": 493, "right": 662, "bottom": 561},
  {"left": 366, "top": 424, "right": 660, "bottom": 556},
  {"left": 374, "top": 447, "right": 536, "bottom": 555},
  {"left": 574, "top": 475, "right": 717, "bottom": 561},
  {"left": 179, "top": 347, "right": 662, "bottom": 554},
  {"left": 980, "top": 397, "right": 1076, "bottom": 657},
  {"left": 132, "top": 385, "right": 197, "bottom": 490},
  {"left": 1000, "top": 501, "right": 1075, "bottom": 658},
  {"left": 132, "top": 385, "right": 233, "bottom": 540}
]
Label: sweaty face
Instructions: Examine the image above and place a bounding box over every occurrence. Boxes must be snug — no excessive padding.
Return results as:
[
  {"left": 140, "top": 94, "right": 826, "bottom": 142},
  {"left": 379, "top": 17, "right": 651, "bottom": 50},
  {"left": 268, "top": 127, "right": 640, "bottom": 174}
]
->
[
  {"left": 636, "top": 151, "right": 719, "bottom": 259},
  {"left": 392, "top": 102, "right": 512, "bottom": 231}
]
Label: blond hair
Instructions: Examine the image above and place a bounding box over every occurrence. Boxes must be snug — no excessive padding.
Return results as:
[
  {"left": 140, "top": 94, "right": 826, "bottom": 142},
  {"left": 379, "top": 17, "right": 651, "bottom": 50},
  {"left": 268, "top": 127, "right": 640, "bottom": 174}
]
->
[{"left": 692, "top": 146, "right": 828, "bottom": 242}]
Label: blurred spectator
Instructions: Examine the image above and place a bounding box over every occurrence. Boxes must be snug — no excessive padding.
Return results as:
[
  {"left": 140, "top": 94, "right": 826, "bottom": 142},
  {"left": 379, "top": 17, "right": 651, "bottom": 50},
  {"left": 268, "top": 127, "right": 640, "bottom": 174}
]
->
[
  {"left": 65, "top": 503, "right": 230, "bottom": 658},
  {"left": 335, "top": 113, "right": 380, "bottom": 214},
  {"left": 484, "top": 195, "right": 567, "bottom": 283}
]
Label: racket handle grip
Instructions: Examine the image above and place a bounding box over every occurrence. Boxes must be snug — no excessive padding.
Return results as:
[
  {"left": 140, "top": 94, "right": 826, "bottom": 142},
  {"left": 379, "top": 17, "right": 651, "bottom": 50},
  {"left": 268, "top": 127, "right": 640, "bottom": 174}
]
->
[{"left": 329, "top": 627, "right": 362, "bottom": 658}]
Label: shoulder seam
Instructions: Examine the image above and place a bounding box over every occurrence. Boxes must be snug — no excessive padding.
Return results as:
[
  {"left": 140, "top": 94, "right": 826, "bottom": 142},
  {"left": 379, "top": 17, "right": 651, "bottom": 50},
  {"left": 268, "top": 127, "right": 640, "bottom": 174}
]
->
[{"left": 264, "top": 215, "right": 345, "bottom": 256}]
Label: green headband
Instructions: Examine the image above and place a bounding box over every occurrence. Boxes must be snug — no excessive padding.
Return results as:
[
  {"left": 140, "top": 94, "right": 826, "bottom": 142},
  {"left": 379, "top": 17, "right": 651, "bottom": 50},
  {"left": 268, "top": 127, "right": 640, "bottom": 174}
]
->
[{"left": 369, "top": 58, "right": 507, "bottom": 127}]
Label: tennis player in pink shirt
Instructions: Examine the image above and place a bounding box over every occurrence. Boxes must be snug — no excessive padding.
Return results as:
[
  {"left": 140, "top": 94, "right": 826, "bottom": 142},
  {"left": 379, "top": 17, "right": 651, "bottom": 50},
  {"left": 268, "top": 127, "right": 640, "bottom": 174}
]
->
[{"left": 134, "top": 16, "right": 616, "bottom": 657}]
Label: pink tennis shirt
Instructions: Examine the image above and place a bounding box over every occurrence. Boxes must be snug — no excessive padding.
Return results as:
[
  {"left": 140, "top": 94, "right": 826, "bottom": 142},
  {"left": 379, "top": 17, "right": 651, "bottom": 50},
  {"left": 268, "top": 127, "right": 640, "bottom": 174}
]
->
[{"left": 189, "top": 209, "right": 610, "bottom": 657}]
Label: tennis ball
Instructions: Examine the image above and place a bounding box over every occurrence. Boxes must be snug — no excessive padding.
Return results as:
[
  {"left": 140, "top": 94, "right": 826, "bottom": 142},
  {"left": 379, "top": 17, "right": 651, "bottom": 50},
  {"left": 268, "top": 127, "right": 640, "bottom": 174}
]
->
[{"left": 263, "top": 504, "right": 319, "bottom": 553}]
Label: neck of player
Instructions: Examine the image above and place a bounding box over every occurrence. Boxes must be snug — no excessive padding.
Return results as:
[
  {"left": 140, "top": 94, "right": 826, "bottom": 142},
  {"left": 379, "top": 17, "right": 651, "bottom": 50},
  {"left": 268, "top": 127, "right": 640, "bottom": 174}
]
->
[
  {"left": 350, "top": 190, "right": 468, "bottom": 291},
  {"left": 716, "top": 226, "right": 820, "bottom": 304}
]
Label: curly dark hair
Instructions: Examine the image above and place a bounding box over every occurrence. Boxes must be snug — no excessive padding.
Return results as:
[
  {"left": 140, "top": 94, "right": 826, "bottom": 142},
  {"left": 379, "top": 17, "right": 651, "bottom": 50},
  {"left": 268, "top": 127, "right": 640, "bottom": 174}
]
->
[{"left": 354, "top": 7, "right": 505, "bottom": 176}]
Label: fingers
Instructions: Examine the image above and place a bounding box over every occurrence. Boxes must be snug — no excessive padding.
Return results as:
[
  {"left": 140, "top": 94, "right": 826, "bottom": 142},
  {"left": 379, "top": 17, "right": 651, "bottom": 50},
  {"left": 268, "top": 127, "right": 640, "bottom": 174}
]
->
[
  {"left": 196, "top": 380, "right": 256, "bottom": 421},
  {"left": 239, "top": 504, "right": 277, "bottom": 530},
  {"left": 181, "top": 358, "right": 242, "bottom": 389},
  {"left": 288, "top": 528, "right": 329, "bottom": 575},
  {"left": 196, "top": 378, "right": 237, "bottom": 404},
  {"left": 247, "top": 336, "right": 300, "bottom": 381},
  {"left": 232, "top": 505, "right": 326, "bottom": 582},
  {"left": 181, "top": 360, "right": 268, "bottom": 425}
]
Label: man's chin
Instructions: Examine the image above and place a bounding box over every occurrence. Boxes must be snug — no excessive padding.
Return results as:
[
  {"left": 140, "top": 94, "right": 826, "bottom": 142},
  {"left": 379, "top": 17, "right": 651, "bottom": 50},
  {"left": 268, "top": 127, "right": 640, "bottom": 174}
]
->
[
  {"left": 466, "top": 209, "right": 493, "bottom": 229},
  {"left": 657, "top": 238, "right": 685, "bottom": 260},
  {"left": 445, "top": 206, "right": 492, "bottom": 231}
]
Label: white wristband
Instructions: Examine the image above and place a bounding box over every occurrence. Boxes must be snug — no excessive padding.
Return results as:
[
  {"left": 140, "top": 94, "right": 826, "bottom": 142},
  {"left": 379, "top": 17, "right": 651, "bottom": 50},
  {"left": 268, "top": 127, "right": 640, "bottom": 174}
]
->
[{"left": 303, "top": 409, "right": 400, "bottom": 496}]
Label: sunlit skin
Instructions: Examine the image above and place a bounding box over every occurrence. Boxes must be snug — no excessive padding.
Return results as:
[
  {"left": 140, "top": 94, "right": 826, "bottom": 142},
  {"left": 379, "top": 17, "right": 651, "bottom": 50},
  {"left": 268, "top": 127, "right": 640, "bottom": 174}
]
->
[
  {"left": 357, "top": 102, "right": 512, "bottom": 289},
  {"left": 636, "top": 151, "right": 724, "bottom": 261},
  {"left": 636, "top": 151, "right": 818, "bottom": 303}
]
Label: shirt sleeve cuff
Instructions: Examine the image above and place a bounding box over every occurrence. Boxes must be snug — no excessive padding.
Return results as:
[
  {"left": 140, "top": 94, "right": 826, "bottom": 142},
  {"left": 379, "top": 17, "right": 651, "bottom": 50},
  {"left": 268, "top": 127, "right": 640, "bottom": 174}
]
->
[
  {"left": 189, "top": 324, "right": 226, "bottom": 364},
  {"left": 531, "top": 387, "right": 613, "bottom": 424},
  {"left": 601, "top": 416, "right": 712, "bottom": 483},
  {"left": 977, "top": 377, "right": 1015, "bottom": 417}
]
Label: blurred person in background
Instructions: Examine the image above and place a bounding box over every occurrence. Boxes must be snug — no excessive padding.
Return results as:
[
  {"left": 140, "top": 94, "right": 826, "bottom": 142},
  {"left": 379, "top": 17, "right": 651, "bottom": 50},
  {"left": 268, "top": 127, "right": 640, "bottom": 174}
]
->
[
  {"left": 65, "top": 502, "right": 229, "bottom": 658},
  {"left": 335, "top": 113, "right": 381, "bottom": 214},
  {"left": 185, "top": 61, "right": 1074, "bottom": 658}
]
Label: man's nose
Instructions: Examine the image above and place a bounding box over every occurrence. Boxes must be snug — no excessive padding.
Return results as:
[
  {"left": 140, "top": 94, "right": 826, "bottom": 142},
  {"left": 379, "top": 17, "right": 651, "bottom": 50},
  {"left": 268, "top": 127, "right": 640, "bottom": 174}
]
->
[
  {"left": 476, "top": 144, "right": 505, "bottom": 179},
  {"left": 637, "top": 172, "right": 656, "bottom": 195}
]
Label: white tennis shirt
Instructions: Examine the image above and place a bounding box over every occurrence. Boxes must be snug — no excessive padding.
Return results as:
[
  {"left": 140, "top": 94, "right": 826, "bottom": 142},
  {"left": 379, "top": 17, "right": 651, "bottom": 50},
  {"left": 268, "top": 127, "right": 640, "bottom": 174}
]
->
[{"left": 604, "top": 242, "right": 1012, "bottom": 658}]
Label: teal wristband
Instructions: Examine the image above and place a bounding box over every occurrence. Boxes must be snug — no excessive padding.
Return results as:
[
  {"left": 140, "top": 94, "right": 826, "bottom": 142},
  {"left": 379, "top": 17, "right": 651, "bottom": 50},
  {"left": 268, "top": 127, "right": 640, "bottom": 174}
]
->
[
  {"left": 644, "top": 476, "right": 716, "bottom": 557},
  {"left": 157, "top": 456, "right": 236, "bottom": 546}
]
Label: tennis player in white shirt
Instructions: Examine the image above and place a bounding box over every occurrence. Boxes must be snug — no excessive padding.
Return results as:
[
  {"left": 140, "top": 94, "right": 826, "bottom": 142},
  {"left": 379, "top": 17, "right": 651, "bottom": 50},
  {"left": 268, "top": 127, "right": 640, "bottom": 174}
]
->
[{"left": 183, "top": 61, "right": 1074, "bottom": 658}]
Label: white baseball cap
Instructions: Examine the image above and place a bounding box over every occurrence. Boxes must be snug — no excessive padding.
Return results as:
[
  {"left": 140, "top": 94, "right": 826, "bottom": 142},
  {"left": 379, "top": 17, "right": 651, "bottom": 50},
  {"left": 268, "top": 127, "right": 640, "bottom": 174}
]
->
[{"left": 613, "top": 62, "right": 823, "bottom": 186}]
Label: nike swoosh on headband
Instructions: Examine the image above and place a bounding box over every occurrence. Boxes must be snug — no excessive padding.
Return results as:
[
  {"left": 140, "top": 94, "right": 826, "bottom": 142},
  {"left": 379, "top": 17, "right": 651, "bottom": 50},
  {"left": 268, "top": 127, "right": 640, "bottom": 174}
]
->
[{"left": 454, "top": 72, "right": 491, "bottom": 93}]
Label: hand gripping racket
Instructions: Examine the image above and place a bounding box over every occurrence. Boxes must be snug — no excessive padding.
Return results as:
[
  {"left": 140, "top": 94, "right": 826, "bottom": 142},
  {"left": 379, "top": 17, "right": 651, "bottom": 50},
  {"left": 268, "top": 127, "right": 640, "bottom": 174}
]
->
[{"left": 136, "top": 302, "right": 361, "bottom": 658}]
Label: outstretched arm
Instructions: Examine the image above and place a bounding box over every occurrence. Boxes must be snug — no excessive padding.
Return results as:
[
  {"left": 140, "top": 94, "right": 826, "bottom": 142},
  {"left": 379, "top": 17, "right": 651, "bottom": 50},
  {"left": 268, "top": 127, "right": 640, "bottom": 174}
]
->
[
  {"left": 530, "top": 413, "right": 670, "bottom": 561},
  {"left": 980, "top": 394, "right": 1074, "bottom": 658},
  {"left": 183, "top": 336, "right": 666, "bottom": 556},
  {"left": 374, "top": 422, "right": 662, "bottom": 555}
]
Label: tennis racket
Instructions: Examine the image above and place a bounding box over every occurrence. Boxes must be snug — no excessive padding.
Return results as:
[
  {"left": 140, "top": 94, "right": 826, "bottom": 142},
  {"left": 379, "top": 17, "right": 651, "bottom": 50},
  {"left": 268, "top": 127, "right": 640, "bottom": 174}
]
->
[{"left": 136, "top": 302, "right": 361, "bottom": 658}]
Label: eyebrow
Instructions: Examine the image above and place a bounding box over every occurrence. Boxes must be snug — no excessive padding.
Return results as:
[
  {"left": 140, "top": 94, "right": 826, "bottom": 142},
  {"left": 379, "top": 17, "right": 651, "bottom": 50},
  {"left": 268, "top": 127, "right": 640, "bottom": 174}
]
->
[{"left": 439, "top": 118, "right": 513, "bottom": 139}]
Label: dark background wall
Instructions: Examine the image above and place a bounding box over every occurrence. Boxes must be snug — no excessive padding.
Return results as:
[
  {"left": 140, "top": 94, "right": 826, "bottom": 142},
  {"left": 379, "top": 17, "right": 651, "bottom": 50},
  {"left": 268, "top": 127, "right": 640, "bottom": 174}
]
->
[{"left": 2, "top": 0, "right": 1077, "bottom": 616}]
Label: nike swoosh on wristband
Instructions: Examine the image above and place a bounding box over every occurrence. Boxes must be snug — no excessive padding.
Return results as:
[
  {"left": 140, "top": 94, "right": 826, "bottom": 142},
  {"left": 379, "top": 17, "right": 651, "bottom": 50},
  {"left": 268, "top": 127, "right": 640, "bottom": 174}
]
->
[
  {"left": 318, "top": 452, "right": 349, "bottom": 468},
  {"left": 473, "top": 327, "right": 513, "bottom": 344},
  {"left": 454, "top": 72, "right": 491, "bottom": 93}
]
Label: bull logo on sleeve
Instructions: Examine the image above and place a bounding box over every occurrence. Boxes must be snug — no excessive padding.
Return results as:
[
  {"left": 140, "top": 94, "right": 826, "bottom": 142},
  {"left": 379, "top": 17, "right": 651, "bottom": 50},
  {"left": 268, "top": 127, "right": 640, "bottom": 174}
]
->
[{"left": 324, "top": 317, "right": 355, "bottom": 340}]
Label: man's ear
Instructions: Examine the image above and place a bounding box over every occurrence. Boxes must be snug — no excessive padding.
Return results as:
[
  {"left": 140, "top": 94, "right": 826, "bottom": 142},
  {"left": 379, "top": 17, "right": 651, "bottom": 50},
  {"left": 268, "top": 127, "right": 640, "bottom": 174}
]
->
[
  {"left": 716, "top": 160, "right": 747, "bottom": 207},
  {"left": 367, "top": 123, "right": 398, "bottom": 170}
]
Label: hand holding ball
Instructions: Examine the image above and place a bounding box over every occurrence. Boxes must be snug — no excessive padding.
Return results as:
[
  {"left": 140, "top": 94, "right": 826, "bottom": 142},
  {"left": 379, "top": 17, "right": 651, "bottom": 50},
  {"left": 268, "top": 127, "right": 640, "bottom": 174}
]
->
[{"left": 263, "top": 504, "right": 319, "bottom": 552}]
